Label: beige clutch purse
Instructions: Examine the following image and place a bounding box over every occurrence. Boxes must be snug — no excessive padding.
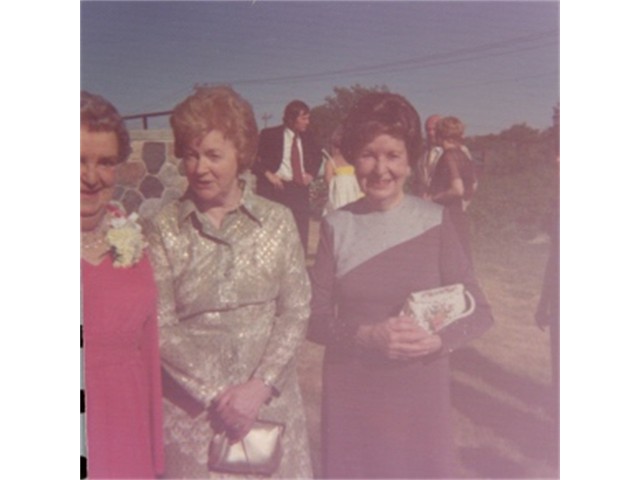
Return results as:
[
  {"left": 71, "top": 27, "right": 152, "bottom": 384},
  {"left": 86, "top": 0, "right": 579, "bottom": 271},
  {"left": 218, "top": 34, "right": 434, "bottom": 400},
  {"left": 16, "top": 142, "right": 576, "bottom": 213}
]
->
[
  {"left": 208, "top": 419, "right": 285, "bottom": 476},
  {"left": 400, "top": 283, "right": 475, "bottom": 333}
]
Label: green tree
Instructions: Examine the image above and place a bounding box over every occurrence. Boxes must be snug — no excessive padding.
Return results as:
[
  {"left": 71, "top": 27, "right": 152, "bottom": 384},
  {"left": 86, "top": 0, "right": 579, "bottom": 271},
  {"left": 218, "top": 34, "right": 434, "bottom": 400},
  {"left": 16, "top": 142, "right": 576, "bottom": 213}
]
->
[
  {"left": 310, "top": 84, "right": 389, "bottom": 148},
  {"left": 465, "top": 108, "right": 558, "bottom": 242},
  {"left": 467, "top": 123, "right": 549, "bottom": 174}
]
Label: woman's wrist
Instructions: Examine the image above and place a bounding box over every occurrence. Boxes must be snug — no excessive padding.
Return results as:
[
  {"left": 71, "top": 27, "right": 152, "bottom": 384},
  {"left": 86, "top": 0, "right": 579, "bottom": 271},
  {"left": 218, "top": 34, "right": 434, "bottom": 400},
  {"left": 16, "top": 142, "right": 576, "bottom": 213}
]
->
[
  {"left": 251, "top": 377, "right": 275, "bottom": 404},
  {"left": 355, "top": 325, "right": 374, "bottom": 349}
]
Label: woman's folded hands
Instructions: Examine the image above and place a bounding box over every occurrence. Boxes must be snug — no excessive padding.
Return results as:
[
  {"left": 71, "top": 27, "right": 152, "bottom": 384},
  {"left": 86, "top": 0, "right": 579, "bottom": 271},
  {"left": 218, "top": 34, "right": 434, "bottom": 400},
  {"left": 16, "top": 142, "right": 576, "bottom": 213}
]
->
[{"left": 356, "top": 315, "right": 443, "bottom": 360}]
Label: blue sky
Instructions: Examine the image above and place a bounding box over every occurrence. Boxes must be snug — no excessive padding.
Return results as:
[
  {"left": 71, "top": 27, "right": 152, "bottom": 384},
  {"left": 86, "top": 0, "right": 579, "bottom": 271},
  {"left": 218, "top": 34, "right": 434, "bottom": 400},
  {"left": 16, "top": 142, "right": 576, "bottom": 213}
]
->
[{"left": 82, "top": 0, "right": 559, "bottom": 135}]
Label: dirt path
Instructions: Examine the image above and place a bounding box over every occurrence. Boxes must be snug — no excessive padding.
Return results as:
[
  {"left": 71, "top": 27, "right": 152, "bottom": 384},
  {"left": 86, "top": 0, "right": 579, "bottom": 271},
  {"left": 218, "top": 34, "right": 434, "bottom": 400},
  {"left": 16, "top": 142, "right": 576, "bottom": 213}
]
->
[{"left": 298, "top": 220, "right": 559, "bottom": 478}]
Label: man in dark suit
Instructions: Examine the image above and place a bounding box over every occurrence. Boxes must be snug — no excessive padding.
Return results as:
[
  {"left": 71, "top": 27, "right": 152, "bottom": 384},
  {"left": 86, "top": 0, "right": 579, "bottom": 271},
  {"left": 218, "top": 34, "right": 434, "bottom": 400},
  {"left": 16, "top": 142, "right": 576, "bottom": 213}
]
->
[{"left": 253, "top": 100, "right": 323, "bottom": 253}]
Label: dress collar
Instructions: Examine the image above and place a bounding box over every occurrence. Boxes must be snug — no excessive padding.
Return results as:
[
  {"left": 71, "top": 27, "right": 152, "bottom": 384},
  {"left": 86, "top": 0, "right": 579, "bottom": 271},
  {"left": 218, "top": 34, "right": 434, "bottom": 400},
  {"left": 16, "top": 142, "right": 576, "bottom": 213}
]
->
[{"left": 177, "top": 179, "right": 265, "bottom": 227}]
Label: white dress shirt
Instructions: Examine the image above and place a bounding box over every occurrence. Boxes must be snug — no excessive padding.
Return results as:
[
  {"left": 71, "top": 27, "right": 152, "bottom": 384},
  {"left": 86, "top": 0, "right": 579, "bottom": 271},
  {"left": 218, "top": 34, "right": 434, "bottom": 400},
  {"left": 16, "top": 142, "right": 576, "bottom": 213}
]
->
[{"left": 275, "top": 127, "right": 305, "bottom": 181}]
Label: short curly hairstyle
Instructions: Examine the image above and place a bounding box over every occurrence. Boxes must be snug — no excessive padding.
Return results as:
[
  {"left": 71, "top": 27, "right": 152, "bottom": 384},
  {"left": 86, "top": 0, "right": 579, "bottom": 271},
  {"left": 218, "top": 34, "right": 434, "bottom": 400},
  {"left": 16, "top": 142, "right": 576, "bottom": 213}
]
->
[
  {"left": 80, "top": 91, "right": 131, "bottom": 163},
  {"left": 171, "top": 85, "right": 259, "bottom": 173},
  {"left": 436, "top": 116, "right": 465, "bottom": 145},
  {"left": 340, "top": 92, "right": 423, "bottom": 169}
]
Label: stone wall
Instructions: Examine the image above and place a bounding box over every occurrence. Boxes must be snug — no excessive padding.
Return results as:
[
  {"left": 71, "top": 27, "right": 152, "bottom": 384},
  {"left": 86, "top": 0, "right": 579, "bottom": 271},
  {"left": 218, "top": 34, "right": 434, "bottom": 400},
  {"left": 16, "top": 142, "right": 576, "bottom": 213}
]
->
[{"left": 114, "top": 129, "right": 187, "bottom": 219}]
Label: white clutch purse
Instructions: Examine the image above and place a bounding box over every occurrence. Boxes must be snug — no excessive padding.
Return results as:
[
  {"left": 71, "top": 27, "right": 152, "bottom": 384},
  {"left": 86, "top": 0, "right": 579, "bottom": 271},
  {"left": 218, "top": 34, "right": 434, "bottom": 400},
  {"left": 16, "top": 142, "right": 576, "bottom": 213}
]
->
[
  {"left": 400, "top": 283, "right": 475, "bottom": 333},
  {"left": 208, "top": 419, "right": 285, "bottom": 476}
]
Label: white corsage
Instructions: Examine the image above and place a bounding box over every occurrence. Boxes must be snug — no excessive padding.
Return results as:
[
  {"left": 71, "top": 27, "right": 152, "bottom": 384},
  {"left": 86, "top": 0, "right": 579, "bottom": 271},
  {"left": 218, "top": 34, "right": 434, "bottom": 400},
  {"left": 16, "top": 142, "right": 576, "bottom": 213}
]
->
[{"left": 105, "top": 206, "right": 146, "bottom": 268}]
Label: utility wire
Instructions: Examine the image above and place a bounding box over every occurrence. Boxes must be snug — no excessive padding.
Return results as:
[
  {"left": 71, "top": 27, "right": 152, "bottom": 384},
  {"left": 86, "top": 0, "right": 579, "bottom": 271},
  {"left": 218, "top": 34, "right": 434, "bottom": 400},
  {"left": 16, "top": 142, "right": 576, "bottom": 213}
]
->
[{"left": 212, "top": 29, "right": 558, "bottom": 86}]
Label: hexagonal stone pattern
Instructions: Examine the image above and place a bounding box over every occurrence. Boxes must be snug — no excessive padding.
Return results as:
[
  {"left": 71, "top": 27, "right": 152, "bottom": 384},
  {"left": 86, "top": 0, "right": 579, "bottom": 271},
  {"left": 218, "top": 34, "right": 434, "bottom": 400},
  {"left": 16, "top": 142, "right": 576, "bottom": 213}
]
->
[
  {"left": 163, "top": 187, "right": 184, "bottom": 205},
  {"left": 166, "top": 142, "right": 176, "bottom": 161},
  {"left": 113, "top": 185, "right": 125, "bottom": 201},
  {"left": 122, "top": 189, "right": 144, "bottom": 214},
  {"left": 139, "top": 175, "right": 164, "bottom": 199},
  {"left": 128, "top": 141, "right": 143, "bottom": 164},
  {"left": 116, "top": 162, "right": 146, "bottom": 187},
  {"left": 159, "top": 163, "right": 187, "bottom": 191},
  {"left": 139, "top": 198, "right": 163, "bottom": 219},
  {"left": 142, "top": 142, "right": 166, "bottom": 174},
  {"left": 123, "top": 134, "right": 196, "bottom": 217}
]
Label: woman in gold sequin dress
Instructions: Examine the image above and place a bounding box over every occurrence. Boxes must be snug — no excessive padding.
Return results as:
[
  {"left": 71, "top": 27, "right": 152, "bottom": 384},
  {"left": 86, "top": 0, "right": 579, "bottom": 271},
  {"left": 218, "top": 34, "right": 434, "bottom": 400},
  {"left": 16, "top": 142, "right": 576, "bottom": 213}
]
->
[{"left": 146, "top": 86, "right": 313, "bottom": 478}]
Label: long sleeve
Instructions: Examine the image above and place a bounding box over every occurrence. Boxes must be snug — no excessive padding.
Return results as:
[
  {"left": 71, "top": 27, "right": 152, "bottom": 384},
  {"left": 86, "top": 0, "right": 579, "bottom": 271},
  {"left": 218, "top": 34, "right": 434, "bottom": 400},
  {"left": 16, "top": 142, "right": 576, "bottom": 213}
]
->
[
  {"left": 143, "top": 219, "right": 179, "bottom": 329},
  {"left": 308, "top": 218, "right": 359, "bottom": 347},
  {"left": 252, "top": 210, "right": 311, "bottom": 392},
  {"left": 144, "top": 217, "right": 222, "bottom": 407},
  {"left": 437, "top": 209, "right": 493, "bottom": 353},
  {"left": 308, "top": 218, "right": 336, "bottom": 345}
]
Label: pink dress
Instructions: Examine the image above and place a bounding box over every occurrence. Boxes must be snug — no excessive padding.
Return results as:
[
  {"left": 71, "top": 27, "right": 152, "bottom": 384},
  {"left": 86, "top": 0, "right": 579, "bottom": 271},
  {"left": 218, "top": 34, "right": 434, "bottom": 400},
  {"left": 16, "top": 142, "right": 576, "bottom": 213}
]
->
[{"left": 82, "top": 253, "right": 164, "bottom": 479}]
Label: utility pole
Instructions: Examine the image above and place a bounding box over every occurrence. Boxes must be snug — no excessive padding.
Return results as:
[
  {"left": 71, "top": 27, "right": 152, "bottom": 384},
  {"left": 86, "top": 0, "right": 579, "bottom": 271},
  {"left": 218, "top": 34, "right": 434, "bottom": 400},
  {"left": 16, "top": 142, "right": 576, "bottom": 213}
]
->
[{"left": 261, "top": 113, "right": 273, "bottom": 129}]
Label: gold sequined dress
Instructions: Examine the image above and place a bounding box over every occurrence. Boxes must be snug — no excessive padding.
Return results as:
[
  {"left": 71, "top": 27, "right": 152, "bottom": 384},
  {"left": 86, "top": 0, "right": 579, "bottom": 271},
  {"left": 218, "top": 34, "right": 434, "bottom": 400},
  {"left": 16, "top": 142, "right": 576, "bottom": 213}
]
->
[{"left": 146, "top": 185, "right": 312, "bottom": 479}]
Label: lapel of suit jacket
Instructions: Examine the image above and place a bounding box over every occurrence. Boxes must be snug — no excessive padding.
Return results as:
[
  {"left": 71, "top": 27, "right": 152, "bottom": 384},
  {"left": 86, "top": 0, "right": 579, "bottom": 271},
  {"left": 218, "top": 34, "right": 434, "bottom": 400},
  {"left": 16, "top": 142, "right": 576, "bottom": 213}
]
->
[{"left": 274, "top": 125, "right": 287, "bottom": 169}]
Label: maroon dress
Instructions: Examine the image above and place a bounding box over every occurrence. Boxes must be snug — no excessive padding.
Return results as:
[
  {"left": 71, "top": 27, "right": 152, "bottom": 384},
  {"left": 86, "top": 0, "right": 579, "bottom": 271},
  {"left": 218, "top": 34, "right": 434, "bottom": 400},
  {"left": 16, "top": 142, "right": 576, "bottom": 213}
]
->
[
  {"left": 309, "top": 195, "right": 493, "bottom": 479},
  {"left": 428, "top": 147, "right": 476, "bottom": 259},
  {"left": 82, "top": 253, "right": 164, "bottom": 479}
]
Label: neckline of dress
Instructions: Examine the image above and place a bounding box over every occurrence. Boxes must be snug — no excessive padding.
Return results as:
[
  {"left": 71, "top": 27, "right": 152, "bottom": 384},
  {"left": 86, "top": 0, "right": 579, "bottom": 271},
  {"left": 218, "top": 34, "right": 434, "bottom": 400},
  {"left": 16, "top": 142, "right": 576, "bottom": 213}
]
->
[{"left": 81, "top": 254, "right": 112, "bottom": 268}]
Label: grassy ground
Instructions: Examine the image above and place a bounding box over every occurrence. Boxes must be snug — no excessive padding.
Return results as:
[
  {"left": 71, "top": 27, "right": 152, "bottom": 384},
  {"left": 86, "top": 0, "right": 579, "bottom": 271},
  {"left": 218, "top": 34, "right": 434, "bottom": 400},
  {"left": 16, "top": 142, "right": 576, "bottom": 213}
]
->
[{"left": 297, "top": 208, "right": 559, "bottom": 478}]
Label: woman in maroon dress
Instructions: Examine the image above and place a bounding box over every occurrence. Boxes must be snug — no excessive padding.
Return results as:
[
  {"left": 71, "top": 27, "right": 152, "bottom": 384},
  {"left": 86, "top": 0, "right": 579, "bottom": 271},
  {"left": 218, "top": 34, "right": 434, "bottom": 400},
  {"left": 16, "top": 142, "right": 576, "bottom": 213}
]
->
[
  {"left": 427, "top": 116, "right": 477, "bottom": 260},
  {"left": 308, "top": 93, "right": 493, "bottom": 479},
  {"left": 81, "top": 91, "right": 164, "bottom": 478}
]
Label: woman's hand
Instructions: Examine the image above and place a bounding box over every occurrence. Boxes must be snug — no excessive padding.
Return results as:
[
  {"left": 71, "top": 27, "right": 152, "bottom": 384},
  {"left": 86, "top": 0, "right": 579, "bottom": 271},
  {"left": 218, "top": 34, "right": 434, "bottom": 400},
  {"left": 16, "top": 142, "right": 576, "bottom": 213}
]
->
[
  {"left": 356, "top": 316, "right": 442, "bottom": 360},
  {"left": 214, "top": 378, "right": 273, "bottom": 440}
]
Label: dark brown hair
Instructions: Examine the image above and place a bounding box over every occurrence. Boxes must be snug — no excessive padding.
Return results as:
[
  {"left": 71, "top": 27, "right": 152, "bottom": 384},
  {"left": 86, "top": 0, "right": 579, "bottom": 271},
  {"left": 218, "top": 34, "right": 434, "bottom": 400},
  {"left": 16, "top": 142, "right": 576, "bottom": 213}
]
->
[
  {"left": 283, "top": 100, "right": 310, "bottom": 128},
  {"left": 340, "top": 93, "right": 423, "bottom": 168}
]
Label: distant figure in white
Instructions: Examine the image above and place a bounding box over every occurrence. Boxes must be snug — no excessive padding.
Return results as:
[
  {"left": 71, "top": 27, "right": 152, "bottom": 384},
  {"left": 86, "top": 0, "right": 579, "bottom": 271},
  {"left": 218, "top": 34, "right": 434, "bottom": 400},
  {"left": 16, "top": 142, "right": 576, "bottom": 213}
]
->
[{"left": 323, "top": 126, "right": 363, "bottom": 214}]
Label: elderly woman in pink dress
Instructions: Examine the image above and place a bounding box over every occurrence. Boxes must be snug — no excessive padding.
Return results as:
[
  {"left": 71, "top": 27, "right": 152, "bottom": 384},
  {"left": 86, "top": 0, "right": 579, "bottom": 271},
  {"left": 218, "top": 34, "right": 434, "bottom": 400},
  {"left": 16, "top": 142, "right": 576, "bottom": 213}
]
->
[{"left": 81, "top": 91, "right": 164, "bottom": 478}]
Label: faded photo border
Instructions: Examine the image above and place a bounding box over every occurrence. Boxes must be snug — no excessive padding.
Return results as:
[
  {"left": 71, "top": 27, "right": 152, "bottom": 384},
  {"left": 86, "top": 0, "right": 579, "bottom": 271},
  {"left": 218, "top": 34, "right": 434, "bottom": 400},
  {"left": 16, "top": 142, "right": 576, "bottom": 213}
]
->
[{"left": 6, "top": 1, "right": 640, "bottom": 478}]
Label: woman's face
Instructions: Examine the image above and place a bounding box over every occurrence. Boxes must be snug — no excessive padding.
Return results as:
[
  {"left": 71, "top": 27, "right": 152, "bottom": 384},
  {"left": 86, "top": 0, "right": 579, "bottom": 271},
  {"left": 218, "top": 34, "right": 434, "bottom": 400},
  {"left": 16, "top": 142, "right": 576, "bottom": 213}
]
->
[
  {"left": 80, "top": 127, "right": 119, "bottom": 231},
  {"left": 183, "top": 129, "right": 241, "bottom": 209},
  {"left": 354, "top": 134, "right": 411, "bottom": 211}
]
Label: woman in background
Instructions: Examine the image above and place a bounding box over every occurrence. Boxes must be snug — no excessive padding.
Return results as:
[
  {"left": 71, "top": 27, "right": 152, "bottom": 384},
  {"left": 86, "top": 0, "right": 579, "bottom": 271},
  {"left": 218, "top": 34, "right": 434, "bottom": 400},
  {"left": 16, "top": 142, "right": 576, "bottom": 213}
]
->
[
  {"left": 81, "top": 91, "right": 164, "bottom": 478},
  {"left": 426, "top": 116, "right": 477, "bottom": 259},
  {"left": 309, "top": 93, "right": 493, "bottom": 478},
  {"left": 146, "top": 85, "right": 312, "bottom": 478},
  {"left": 323, "top": 125, "right": 363, "bottom": 214}
]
